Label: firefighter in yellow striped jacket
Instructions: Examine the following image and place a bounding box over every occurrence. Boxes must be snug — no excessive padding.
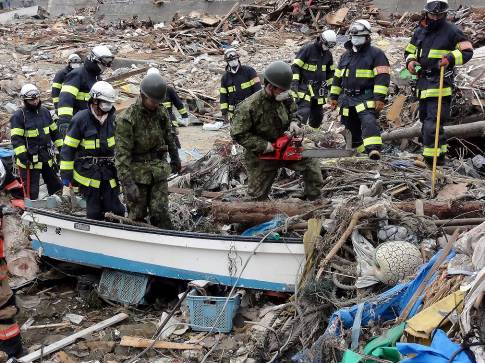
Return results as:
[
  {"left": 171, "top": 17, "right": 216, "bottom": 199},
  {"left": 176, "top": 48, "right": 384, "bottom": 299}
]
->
[
  {"left": 10, "top": 84, "right": 63, "bottom": 200},
  {"left": 60, "top": 81, "right": 125, "bottom": 221},
  {"left": 329, "top": 20, "right": 390, "bottom": 161},
  {"left": 219, "top": 48, "right": 261, "bottom": 122},
  {"left": 291, "top": 30, "right": 336, "bottom": 128},
  {"left": 51, "top": 53, "right": 82, "bottom": 111},
  {"left": 404, "top": 0, "right": 473, "bottom": 166},
  {"left": 57, "top": 45, "right": 114, "bottom": 137}
]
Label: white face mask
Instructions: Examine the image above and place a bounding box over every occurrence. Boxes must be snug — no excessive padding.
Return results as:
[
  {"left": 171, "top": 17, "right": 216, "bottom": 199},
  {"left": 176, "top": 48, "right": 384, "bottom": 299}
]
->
[
  {"left": 70, "top": 63, "right": 81, "bottom": 69},
  {"left": 228, "top": 60, "right": 239, "bottom": 73},
  {"left": 351, "top": 35, "right": 366, "bottom": 46},
  {"left": 99, "top": 101, "right": 113, "bottom": 112},
  {"left": 97, "top": 63, "right": 107, "bottom": 74},
  {"left": 275, "top": 91, "right": 290, "bottom": 101}
]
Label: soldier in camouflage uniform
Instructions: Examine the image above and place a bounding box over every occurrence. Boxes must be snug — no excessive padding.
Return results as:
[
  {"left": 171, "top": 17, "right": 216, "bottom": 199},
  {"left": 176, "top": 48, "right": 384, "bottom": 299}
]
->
[
  {"left": 231, "top": 61, "right": 323, "bottom": 201},
  {"left": 115, "top": 74, "right": 181, "bottom": 229}
]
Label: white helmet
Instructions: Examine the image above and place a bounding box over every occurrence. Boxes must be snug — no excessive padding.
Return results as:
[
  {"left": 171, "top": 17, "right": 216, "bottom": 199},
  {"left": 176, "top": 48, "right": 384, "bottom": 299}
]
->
[
  {"left": 321, "top": 29, "right": 337, "bottom": 48},
  {"left": 424, "top": 0, "right": 449, "bottom": 14},
  {"left": 224, "top": 48, "right": 239, "bottom": 61},
  {"left": 68, "top": 53, "right": 82, "bottom": 64},
  {"left": 89, "top": 45, "right": 114, "bottom": 67},
  {"left": 20, "top": 84, "right": 40, "bottom": 100},
  {"left": 147, "top": 67, "right": 161, "bottom": 76},
  {"left": 89, "top": 81, "right": 117, "bottom": 103},
  {"left": 349, "top": 19, "right": 372, "bottom": 35}
]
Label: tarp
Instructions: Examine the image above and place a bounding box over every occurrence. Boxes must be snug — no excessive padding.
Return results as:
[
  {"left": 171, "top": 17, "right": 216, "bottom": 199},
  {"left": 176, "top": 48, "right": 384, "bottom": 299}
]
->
[
  {"left": 0, "top": 148, "right": 13, "bottom": 158},
  {"left": 397, "top": 329, "right": 473, "bottom": 363},
  {"left": 292, "top": 249, "right": 455, "bottom": 363},
  {"left": 241, "top": 215, "right": 285, "bottom": 237}
]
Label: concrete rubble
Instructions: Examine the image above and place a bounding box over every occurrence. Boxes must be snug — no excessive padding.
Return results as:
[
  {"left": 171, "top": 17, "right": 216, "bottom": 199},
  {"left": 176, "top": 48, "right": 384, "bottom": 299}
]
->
[{"left": 0, "top": 0, "right": 484, "bottom": 362}]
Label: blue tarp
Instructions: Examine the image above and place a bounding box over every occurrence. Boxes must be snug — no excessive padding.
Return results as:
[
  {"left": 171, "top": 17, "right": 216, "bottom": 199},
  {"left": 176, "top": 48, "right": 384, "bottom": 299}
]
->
[
  {"left": 241, "top": 214, "right": 286, "bottom": 237},
  {"left": 292, "top": 249, "right": 456, "bottom": 362},
  {"left": 397, "top": 329, "right": 473, "bottom": 363},
  {"left": 0, "top": 148, "right": 13, "bottom": 158}
]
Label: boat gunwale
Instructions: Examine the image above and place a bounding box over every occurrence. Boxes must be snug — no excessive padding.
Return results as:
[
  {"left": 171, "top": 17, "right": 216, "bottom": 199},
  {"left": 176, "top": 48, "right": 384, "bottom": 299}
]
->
[{"left": 24, "top": 207, "right": 303, "bottom": 245}]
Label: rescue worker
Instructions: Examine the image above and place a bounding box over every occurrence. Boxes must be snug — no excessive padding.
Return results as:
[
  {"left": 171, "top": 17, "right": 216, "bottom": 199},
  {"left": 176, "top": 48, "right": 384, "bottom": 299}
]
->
[
  {"left": 51, "top": 53, "right": 82, "bottom": 111},
  {"left": 147, "top": 67, "right": 187, "bottom": 147},
  {"left": 115, "top": 74, "right": 180, "bottom": 229},
  {"left": 10, "top": 84, "right": 63, "bottom": 200},
  {"left": 404, "top": 0, "right": 473, "bottom": 166},
  {"left": 0, "top": 206, "right": 22, "bottom": 358},
  {"left": 219, "top": 48, "right": 261, "bottom": 122},
  {"left": 60, "top": 81, "right": 125, "bottom": 221},
  {"left": 329, "top": 20, "right": 390, "bottom": 160},
  {"left": 292, "top": 30, "right": 336, "bottom": 128},
  {"left": 231, "top": 61, "right": 323, "bottom": 201},
  {"left": 57, "top": 45, "right": 114, "bottom": 137}
]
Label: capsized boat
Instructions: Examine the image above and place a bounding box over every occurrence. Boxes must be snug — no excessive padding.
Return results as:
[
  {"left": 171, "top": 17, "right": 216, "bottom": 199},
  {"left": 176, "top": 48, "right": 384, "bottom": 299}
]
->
[{"left": 22, "top": 208, "right": 305, "bottom": 292}]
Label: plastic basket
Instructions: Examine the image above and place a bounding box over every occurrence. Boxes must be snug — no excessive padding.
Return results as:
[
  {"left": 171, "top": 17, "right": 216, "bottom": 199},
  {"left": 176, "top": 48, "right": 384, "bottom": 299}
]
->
[{"left": 187, "top": 290, "right": 240, "bottom": 333}]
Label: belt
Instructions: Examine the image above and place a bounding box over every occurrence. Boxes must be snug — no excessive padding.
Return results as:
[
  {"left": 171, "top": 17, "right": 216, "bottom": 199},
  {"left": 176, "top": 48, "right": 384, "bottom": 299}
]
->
[
  {"left": 132, "top": 151, "right": 167, "bottom": 162},
  {"left": 79, "top": 156, "right": 114, "bottom": 166},
  {"left": 343, "top": 88, "right": 372, "bottom": 97}
]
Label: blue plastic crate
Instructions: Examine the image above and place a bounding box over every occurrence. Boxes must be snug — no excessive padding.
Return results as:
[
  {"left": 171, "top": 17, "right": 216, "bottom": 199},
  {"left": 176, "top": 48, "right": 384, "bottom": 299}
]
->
[{"left": 187, "top": 290, "right": 240, "bottom": 333}]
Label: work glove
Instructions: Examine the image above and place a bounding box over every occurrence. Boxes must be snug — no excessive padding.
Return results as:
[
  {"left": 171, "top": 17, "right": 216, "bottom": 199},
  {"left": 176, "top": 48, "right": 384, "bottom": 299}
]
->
[
  {"left": 264, "top": 142, "right": 275, "bottom": 154},
  {"left": 170, "top": 160, "right": 182, "bottom": 174},
  {"left": 289, "top": 121, "right": 303, "bottom": 136},
  {"left": 375, "top": 100, "right": 385, "bottom": 113},
  {"left": 439, "top": 55, "right": 450, "bottom": 68},
  {"left": 17, "top": 153, "right": 30, "bottom": 167},
  {"left": 407, "top": 60, "right": 420, "bottom": 75},
  {"left": 123, "top": 180, "right": 140, "bottom": 203},
  {"left": 328, "top": 99, "right": 338, "bottom": 110},
  {"left": 58, "top": 122, "right": 70, "bottom": 138}
]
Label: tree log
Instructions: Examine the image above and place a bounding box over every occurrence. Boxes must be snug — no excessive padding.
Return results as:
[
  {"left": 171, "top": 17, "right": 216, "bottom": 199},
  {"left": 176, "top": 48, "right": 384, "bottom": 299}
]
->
[
  {"left": 382, "top": 120, "right": 485, "bottom": 142},
  {"left": 211, "top": 200, "right": 327, "bottom": 225},
  {"left": 393, "top": 200, "right": 485, "bottom": 219}
]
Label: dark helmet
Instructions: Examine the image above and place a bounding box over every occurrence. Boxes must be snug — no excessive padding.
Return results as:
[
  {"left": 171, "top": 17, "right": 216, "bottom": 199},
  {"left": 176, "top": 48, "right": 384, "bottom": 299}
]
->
[
  {"left": 140, "top": 74, "right": 167, "bottom": 102},
  {"left": 424, "top": 0, "right": 449, "bottom": 15},
  {"left": 263, "top": 61, "right": 292, "bottom": 91}
]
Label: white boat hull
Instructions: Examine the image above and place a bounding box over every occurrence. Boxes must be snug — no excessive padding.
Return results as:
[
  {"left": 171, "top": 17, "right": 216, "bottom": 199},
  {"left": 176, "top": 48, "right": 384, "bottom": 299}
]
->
[{"left": 22, "top": 209, "right": 305, "bottom": 292}]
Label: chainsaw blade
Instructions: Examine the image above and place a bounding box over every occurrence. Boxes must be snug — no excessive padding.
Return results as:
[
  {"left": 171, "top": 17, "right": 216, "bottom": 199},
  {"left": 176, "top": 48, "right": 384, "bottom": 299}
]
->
[{"left": 301, "top": 148, "right": 355, "bottom": 159}]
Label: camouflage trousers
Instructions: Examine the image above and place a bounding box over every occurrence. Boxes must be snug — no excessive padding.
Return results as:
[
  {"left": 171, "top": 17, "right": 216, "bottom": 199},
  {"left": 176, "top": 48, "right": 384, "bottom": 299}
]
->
[
  {"left": 245, "top": 153, "right": 324, "bottom": 201},
  {"left": 126, "top": 180, "right": 173, "bottom": 230}
]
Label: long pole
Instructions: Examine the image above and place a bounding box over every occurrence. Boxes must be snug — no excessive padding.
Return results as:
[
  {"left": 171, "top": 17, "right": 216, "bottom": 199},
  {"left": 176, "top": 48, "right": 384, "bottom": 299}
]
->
[{"left": 431, "top": 66, "right": 445, "bottom": 197}]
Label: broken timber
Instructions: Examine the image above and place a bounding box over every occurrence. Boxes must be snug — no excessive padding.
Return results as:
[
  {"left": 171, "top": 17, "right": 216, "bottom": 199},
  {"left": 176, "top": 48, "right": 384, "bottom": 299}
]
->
[
  {"left": 393, "top": 200, "right": 485, "bottom": 219},
  {"left": 120, "top": 336, "right": 202, "bottom": 350},
  {"left": 18, "top": 313, "right": 128, "bottom": 362},
  {"left": 211, "top": 200, "right": 328, "bottom": 225},
  {"left": 382, "top": 120, "right": 485, "bottom": 142}
]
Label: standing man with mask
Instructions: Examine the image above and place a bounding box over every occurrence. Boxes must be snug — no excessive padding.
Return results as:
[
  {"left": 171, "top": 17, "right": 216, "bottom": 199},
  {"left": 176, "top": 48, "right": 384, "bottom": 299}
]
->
[
  {"left": 231, "top": 61, "right": 323, "bottom": 201},
  {"left": 57, "top": 45, "right": 114, "bottom": 137},
  {"left": 292, "top": 30, "right": 336, "bottom": 128},
  {"left": 60, "top": 81, "right": 125, "bottom": 221},
  {"left": 219, "top": 48, "right": 261, "bottom": 123},
  {"left": 115, "top": 74, "right": 180, "bottom": 229},
  {"left": 329, "top": 20, "right": 390, "bottom": 160},
  {"left": 51, "top": 53, "right": 82, "bottom": 111},
  {"left": 405, "top": 0, "right": 473, "bottom": 166},
  {"left": 10, "top": 84, "right": 63, "bottom": 200}
]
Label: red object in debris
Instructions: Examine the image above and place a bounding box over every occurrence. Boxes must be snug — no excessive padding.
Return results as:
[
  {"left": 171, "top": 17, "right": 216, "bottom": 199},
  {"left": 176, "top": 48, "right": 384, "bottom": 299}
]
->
[
  {"left": 306, "top": 0, "right": 314, "bottom": 6},
  {"left": 292, "top": 2, "right": 301, "bottom": 13},
  {"left": 4, "top": 180, "right": 22, "bottom": 191},
  {"left": 10, "top": 199, "right": 25, "bottom": 210},
  {"left": 259, "top": 134, "right": 304, "bottom": 161}
]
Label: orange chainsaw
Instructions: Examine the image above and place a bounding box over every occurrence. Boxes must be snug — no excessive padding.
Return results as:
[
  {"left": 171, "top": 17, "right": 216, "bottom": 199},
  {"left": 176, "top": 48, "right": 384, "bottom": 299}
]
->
[{"left": 259, "top": 134, "right": 355, "bottom": 161}]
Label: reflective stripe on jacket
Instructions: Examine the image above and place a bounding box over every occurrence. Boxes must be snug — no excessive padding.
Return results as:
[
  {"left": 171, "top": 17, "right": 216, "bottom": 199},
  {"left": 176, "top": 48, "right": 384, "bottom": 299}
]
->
[{"left": 219, "top": 65, "right": 261, "bottom": 115}]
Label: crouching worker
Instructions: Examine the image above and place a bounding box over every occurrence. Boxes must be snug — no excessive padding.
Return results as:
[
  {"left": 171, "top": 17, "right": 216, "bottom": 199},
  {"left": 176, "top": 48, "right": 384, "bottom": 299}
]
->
[
  {"left": 231, "top": 61, "right": 323, "bottom": 201},
  {"left": 60, "top": 81, "right": 125, "bottom": 220}
]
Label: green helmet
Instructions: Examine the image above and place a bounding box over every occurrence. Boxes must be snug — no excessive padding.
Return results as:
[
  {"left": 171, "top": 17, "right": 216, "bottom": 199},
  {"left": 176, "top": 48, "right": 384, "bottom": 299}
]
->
[
  {"left": 263, "top": 61, "right": 292, "bottom": 91},
  {"left": 140, "top": 74, "right": 167, "bottom": 102}
]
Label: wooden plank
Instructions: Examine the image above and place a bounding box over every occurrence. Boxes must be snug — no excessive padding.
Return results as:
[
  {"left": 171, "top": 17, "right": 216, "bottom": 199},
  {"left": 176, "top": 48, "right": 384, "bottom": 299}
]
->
[
  {"left": 120, "top": 336, "right": 202, "bottom": 350},
  {"left": 386, "top": 94, "right": 406, "bottom": 127},
  {"left": 104, "top": 66, "right": 149, "bottom": 83},
  {"left": 18, "top": 313, "right": 128, "bottom": 362},
  {"left": 213, "top": 2, "right": 240, "bottom": 33}
]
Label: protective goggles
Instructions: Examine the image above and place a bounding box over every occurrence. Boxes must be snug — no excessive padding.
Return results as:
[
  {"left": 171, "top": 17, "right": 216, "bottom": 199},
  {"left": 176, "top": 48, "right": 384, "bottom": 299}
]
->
[
  {"left": 425, "top": 1, "right": 449, "bottom": 14},
  {"left": 225, "top": 53, "right": 239, "bottom": 61},
  {"left": 22, "top": 90, "right": 40, "bottom": 100}
]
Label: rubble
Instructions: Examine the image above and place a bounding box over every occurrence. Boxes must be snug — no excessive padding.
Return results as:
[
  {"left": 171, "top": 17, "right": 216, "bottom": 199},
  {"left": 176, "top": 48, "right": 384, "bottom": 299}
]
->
[{"left": 0, "top": 1, "right": 484, "bottom": 362}]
